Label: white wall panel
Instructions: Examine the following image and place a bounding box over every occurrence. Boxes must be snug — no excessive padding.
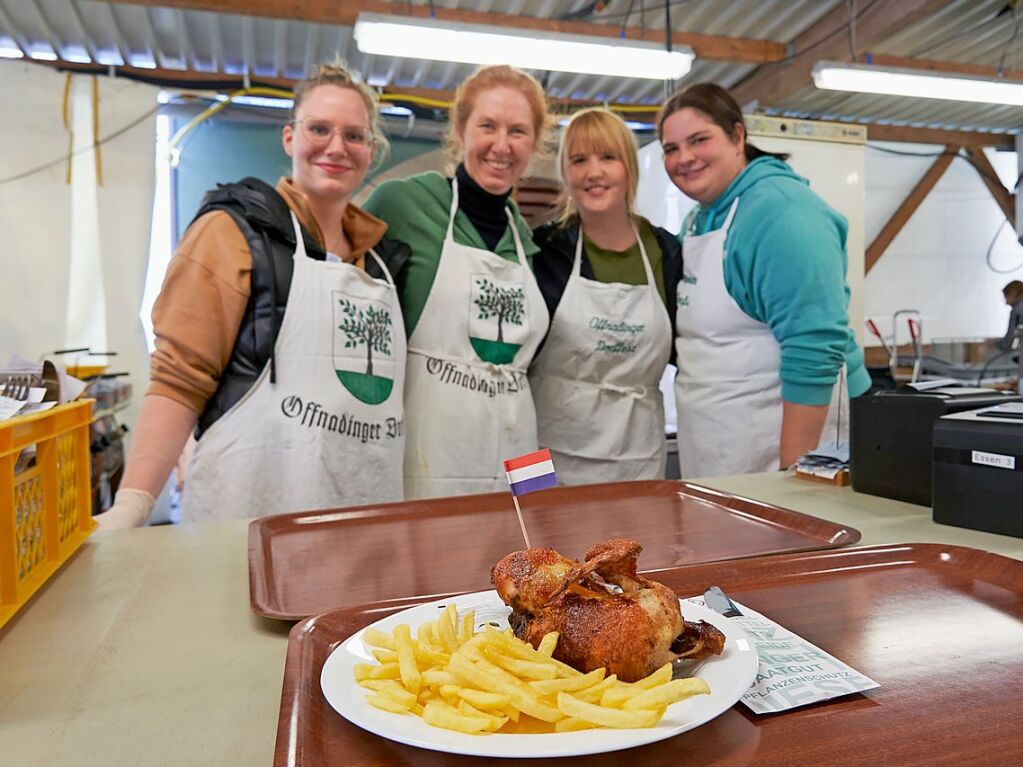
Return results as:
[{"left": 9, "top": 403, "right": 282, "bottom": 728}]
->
[{"left": 863, "top": 143, "right": 1022, "bottom": 347}]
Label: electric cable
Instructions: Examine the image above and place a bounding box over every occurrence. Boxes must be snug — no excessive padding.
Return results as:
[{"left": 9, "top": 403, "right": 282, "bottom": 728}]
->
[
  {"left": 867, "top": 144, "right": 1023, "bottom": 275},
  {"left": 866, "top": 144, "right": 1009, "bottom": 194},
  {"left": 0, "top": 103, "right": 159, "bottom": 186},
  {"left": 976, "top": 347, "right": 1018, "bottom": 386},
  {"left": 619, "top": 0, "right": 638, "bottom": 37},
  {"left": 998, "top": 1, "right": 1020, "bottom": 73},
  {"left": 985, "top": 218, "right": 1023, "bottom": 274}
]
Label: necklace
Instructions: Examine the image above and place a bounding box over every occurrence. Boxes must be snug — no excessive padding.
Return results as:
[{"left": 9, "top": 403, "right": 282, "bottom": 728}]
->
[{"left": 327, "top": 226, "right": 355, "bottom": 263}]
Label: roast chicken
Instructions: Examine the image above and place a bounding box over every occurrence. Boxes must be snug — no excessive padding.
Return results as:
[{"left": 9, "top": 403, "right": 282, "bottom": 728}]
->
[{"left": 491, "top": 538, "right": 725, "bottom": 682}]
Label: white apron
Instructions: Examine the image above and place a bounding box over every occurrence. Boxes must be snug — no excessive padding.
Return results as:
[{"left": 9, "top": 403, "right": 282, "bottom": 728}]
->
[
  {"left": 674, "top": 199, "right": 781, "bottom": 478},
  {"left": 674, "top": 199, "right": 849, "bottom": 478},
  {"left": 530, "top": 226, "right": 672, "bottom": 484},
  {"left": 182, "top": 211, "right": 406, "bottom": 521},
  {"left": 404, "top": 182, "right": 549, "bottom": 499}
]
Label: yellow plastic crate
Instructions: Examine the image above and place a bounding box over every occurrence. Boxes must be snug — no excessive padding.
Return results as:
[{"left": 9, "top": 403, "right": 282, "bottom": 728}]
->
[{"left": 0, "top": 400, "right": 96, "bottom": 630}]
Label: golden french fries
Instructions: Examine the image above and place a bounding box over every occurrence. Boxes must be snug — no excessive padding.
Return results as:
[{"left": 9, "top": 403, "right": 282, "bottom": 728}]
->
[
  {"left": 352, "top": 603, "right": 713, "bottom": 735},
  {"left": 537, "top": 631, "right": 559, "bottom": 657}
]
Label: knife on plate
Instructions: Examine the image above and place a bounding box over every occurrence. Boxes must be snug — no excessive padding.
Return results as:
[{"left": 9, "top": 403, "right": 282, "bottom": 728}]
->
[{"left": 703, "top": 585, "right": 743, "bottom": 618}]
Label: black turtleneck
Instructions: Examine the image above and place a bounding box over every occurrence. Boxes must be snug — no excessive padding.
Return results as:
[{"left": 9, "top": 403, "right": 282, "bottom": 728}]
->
[{"left": 454, "top": 163, "right": 512, "bottom": 251}]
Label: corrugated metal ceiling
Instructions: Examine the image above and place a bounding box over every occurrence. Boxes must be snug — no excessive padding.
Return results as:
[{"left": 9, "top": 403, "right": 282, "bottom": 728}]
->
[
  {"left": 2, "top": 0, "right": 1022, "bottom": 135},
  {"left": 771, "top": 0, "right": 1023, "bottom": 134}
]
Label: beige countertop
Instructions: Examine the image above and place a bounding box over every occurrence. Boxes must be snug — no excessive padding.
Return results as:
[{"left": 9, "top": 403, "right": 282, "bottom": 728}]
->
[{"left": 1, "top": 473, "right": 1019, "bottom": 766}]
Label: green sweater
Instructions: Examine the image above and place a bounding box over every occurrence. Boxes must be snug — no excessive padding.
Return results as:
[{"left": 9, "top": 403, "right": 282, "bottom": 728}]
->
[
  {"left": 363, "top": 171, "right": 539, "bottom": 336},
  {"left": 583, "top": 220, "right": 666, "bottom": 305},
  {"left": 683, "top": 157, "right": 870, "bottom": 406}
]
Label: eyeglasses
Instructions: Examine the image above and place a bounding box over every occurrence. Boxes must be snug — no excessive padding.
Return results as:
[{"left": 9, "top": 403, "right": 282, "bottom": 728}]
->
[{"left": 292, "top": 119, "right": 372, "bottom": 148}]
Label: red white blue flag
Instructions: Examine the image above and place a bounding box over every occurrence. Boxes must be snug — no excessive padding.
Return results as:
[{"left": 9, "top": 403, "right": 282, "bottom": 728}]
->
[{"left": 504, "top": 448, "right": 557, "bottom": 497}]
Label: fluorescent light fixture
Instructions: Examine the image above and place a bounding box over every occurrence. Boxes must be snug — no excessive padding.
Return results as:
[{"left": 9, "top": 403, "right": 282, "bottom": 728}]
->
[
  {"left": 813, "top": 61, "right": 1023, "bottom": 107},
  {"left": 29, "top": 47, "right": 57, "bottom": 61},
  {"left": 214, "top": 93, "right": 293, "bottom": 109},
  {"left": 354, "top": 13, "right": 693, "bottom": 80},
  {"left": 557, "top": 116, "right": 654, "bottom": 131},
  {"left": 0, "top": 42, "right": 23, "bottom": 59}
]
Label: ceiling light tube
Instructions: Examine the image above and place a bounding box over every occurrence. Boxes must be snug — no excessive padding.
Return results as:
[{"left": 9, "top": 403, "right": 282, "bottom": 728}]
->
[
  {"left": 354, "top": 13, "right": 694, "bottom": 81},
  {"left": 813, "top": 61, "right": 1023, "bottom": 107}
]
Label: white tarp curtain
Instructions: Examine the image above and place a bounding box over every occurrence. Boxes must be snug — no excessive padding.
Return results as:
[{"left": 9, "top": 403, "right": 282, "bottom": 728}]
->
[{"left": 0, "top": 62, "right": 157, "bottom": 428}]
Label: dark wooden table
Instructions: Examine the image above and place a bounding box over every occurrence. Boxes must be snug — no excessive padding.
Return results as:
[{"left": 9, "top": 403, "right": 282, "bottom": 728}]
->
[
  {"left": 276, "top": 543, "right": 1023, "bottom": 766},
  {"left": 249, "top": 481, "right": 860, "bottom": 619}
]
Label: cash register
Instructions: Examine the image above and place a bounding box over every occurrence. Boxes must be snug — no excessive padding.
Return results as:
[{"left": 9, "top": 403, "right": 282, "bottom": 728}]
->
[
  {"left": 850, "top": 385, "right": 1023, "bottom": 506},
  {"left": 933, "top": 402, "right": 1023, "bottom": 538}
]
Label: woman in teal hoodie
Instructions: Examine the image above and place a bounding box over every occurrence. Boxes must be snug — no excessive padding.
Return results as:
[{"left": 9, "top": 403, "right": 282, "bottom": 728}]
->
[{"left": 658, "top": 83, "right": 869, "bottom": 477}]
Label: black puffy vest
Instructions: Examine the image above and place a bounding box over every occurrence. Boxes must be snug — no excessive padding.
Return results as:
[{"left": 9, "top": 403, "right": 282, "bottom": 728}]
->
[{"left": 191, "top": 177, "right": 409, "bottom": 438}]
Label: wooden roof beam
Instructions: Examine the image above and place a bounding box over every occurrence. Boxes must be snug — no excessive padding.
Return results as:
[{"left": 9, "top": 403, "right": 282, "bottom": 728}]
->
[
  {"left": 103, "top": 0, "right": 787, "bottom": 64},
  {"left": 867, "top": 124, "right": 1014, "bottom": 151},
  {"left": 865, "top": 145, "right": 958, "bottom": 274},
  {"left": 28, "top": 60, "right": 1017, "bottom": 151},
  {"left": 731, "top": 0, "right": 956, "bottom": 109},
  {"left": 964, "top": 146, "right": 1015, "bottom": 228}
]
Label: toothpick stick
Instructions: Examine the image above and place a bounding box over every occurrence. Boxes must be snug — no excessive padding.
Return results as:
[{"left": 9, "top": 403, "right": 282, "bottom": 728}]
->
[{"left": 511, "top": 495, "right": 532, "bottom": 549}]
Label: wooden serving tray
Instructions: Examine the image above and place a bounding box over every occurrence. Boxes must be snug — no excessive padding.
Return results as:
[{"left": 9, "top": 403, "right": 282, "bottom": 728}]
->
[
  {"left": 274, "top": 543, "right": 1023, "bottom": 766},
  {"left": 249, "top": 481, "right": 860, "bottom": 619}
]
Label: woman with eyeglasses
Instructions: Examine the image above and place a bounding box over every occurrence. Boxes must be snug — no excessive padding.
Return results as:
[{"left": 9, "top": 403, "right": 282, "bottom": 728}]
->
[
  {"left": 96, "top": 62, "right": 410, "bottom": 529},
  {"left": 363, "top": 65, "right": 551, "bottom": 500},
  {"left": 529, "top": 108, "right": 682, "bottom": 485}
]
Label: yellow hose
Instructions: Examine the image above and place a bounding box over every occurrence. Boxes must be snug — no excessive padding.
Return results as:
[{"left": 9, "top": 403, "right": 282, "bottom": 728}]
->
[{"left": 168, "top": 86, "right": 294, "bottom": 165}]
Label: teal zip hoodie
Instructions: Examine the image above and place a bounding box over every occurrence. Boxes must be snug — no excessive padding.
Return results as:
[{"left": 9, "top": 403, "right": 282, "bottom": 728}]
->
[{"left": 683, "top": 157, "right": 870, "bottom": 406}]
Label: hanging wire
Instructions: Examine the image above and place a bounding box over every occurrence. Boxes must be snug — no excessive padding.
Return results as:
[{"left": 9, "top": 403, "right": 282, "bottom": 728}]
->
[
  {"left": 619, "top": 0, "right": 637, "bottom": 37},
  {"left": 167, "top": 86, "right": 293, "bottom": 164},
  {"left": 867, "top": 144, "right": 1023, "bottom": 275},
  {"left": 61, "top": 73, "right": 73, "bottom": 184},
  {"left": 569, "top": 0, "right": 692, "bottom": 24},
  {"left": 663, "top": 0, "right": 673, "bottom": 101},
  {"left": 0, "top": 103, "right": 159, "bottom": 186},
  {"left": 998, "top": 1, "right": 1020, "bottom": 74},
  {"left": 867, "top": 144, "right": 1008, "bottom": 193},
  {"left": 846, "top": 0, "right": 858, "bottom": 60},
  {"left": 985, "top": 218, "right": 1023, "bottom": 274}
]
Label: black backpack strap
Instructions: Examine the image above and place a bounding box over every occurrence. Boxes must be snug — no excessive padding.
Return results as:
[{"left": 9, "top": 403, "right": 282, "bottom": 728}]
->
[{"left": 192, "top": 177, "right": 327, "bottom": 260}]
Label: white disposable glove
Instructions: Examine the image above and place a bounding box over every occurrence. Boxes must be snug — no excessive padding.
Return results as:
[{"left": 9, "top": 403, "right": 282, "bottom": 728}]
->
[{"left": 95, "top": 488, "right": 156, "bottom": 531}]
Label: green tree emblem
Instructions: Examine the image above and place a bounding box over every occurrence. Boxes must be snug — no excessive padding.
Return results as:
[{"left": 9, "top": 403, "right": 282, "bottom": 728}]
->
[
  {"left": 337, "top": 299, "right": 392, "bottom": 377},
  {"left": 473, "top": 278, "right": 524, "bottom": 343}
]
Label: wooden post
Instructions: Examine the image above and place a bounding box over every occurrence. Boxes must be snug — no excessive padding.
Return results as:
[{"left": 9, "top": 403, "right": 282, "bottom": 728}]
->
[
  {"left": 964, "top": 146, "right": 1015, "bottom": 228},
  {"left": 865, "top": 145, "right": 959, "bottom": 274}
]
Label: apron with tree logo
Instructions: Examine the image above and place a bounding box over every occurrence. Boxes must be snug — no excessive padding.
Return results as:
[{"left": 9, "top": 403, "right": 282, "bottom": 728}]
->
[
  {"left": 403, "top": 182, "right": 549, "bottom": 499},
  {"left": 182, "top": 211, "right": 406, "bottom": 520}
]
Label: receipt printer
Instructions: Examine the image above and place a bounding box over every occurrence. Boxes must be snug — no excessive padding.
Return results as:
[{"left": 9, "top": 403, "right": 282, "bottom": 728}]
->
[
  {"left": 850, "top": 387, "right": 1023, "bottom": 506},
  {"left": 933, "top": 403, "right": 1023, "bottom": 538}
]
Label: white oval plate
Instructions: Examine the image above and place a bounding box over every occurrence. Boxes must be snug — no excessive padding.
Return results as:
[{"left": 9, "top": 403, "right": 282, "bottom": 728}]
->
[{"left": 320, "top": 590, "right": 758, "bottom": 759}]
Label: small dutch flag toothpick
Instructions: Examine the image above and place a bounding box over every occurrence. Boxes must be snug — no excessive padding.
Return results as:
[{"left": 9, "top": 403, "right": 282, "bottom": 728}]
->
[{"left": 503, "top": 448, "right": 558, "bottom": 548}]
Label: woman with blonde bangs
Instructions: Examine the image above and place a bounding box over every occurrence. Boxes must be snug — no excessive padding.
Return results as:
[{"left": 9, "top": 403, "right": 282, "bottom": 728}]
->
[
  {"left": 97, "top": 61, "right": 410, "bottom": 528},
  {"left": 530, "top": 108, "right": 682, "bottom": 485},
  {"left": 364, "top": 65, "right": 551, "bottom": 500}
]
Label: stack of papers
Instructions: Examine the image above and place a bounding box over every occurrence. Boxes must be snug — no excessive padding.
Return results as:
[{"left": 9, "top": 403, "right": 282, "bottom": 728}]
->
[
  {"left": 1, "top": 354, "right": 87, "bottom": 422},
  {"left": 795, "top": 443, "right": 849, "bottom": 481},
  {"left": 0, "top": 386, "right": 53, "bottom": 421}
]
